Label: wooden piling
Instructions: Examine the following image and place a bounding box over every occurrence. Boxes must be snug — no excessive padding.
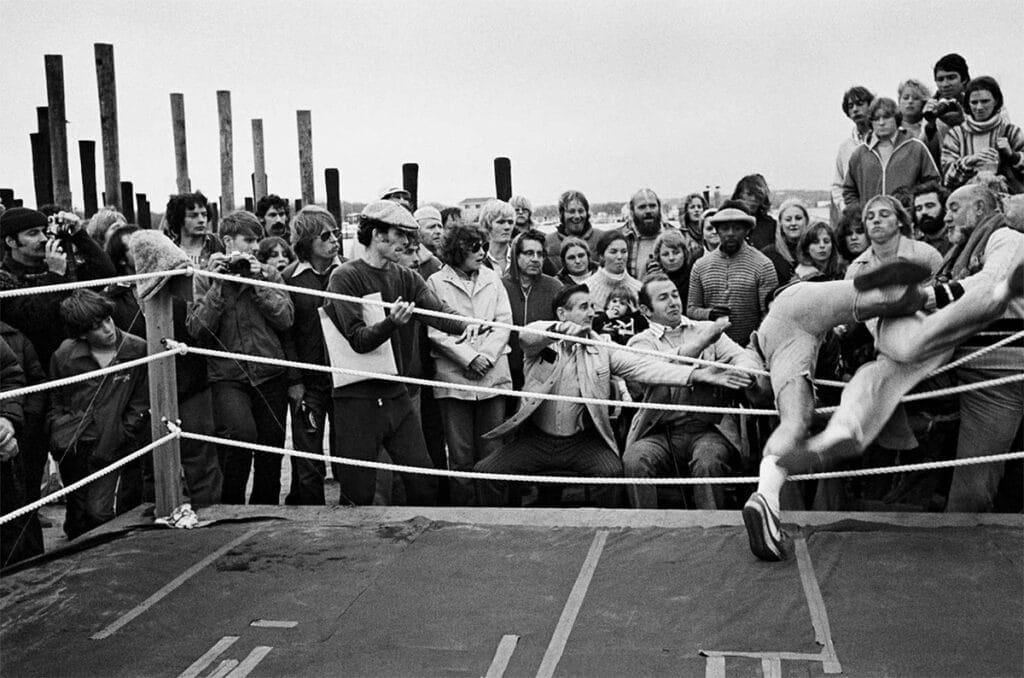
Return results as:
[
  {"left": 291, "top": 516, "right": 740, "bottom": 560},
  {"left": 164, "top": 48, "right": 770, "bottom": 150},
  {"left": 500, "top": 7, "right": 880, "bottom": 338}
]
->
[
  {"left": 217, "top": 90, "right": 234, "bottom": 212},
  {"left": 120, "top": 181, "right": 135, "bottom": 222},
  {"left": 402, "top": 163, "right": 418, "bottom": 211},
  {"left": 293, "top": 199, "right": 302, "bottom": 214},
  {"left": 94, "top": 44, "right": 122, "bottom": 211},
  {"left": 35, "top": 107, "right": 53, "bottom": 205},
  {"left": 137, "top": 193, "right": 151, "bottom": 229},
  {"left": 170, "top": 93, "right": 190, "bottom": 193},
  {"left": 79, "top": 140, "right": 99, "bottom": 218},
  {"left": 296, "top": 110, "right": 314, "bottom": 205},
  {"left": 143, "top": 286, "right": 184, "bottom": 517},
  {"left": 244, "top": 197, "right": 254, "bottom": 212},
  {"left": 30, "top": 134, "right": 50, "bottom": 208},
  {"left": 252, "top": 119, "right": 267, "bottom": 202},
  {"left": 494, "top": 157, "right": 512, "bottom": 201},
  {"left": 208, "top": 201, "right": 219, "bottom": 231},
  {"left": 44, "top": 55, "right": 72, "bottom": 208},
  {"left": 325, "top": 168, "right": 342, "bottom": 256}
]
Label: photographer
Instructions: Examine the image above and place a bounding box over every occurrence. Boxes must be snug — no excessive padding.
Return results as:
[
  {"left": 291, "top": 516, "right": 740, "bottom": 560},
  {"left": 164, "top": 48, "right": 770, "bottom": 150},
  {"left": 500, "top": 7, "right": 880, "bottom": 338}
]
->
[
  {"left": 1, "top": 207, "right": 115, "bottom": 371},
  {"left": 187, "top": 211, "right": 294, "bottom": 505}
]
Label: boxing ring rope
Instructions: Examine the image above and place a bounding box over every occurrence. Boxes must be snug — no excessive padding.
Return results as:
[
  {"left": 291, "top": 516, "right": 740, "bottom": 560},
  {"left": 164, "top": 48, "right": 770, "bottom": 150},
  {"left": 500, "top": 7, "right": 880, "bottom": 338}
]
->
[{"left": 0, "top": 269, "right": 1021, "bottom": 528}]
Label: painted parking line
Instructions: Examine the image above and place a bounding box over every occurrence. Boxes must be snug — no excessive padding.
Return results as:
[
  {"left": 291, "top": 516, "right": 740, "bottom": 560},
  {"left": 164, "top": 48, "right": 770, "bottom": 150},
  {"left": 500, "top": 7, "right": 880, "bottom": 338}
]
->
[
  {"left": 177, "top": 636, "right": 239, "bottom": 678},
  {"left": 225, "top": 646, "right": 273, "bottom": 678},
  {"left": 92, "top": 528, "right": 261, "bottom": 640},
  {"left": 250, "top": 619, "right": 298, "bottom": 628},
  {"left": 794, "top": 536, "right": 841, "bottom": 674},
  {"left": 207, "top": 659, "right": 239, "bottom": 678},
  {"left": 484, "top": 634, "right": 520, "bottom": 678},
  {"left": 536, "top": 530, "right": 609, "bottom": 678}
]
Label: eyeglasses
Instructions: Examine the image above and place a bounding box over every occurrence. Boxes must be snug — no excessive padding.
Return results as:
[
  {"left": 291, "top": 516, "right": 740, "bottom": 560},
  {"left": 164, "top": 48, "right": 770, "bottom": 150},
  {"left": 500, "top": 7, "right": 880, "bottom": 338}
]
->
[
  {"left": 468, "top": 240, "right": 484, "bottom": 253},
  {"left": 319, "top": 229, "right": 340, "bottom": 242}
]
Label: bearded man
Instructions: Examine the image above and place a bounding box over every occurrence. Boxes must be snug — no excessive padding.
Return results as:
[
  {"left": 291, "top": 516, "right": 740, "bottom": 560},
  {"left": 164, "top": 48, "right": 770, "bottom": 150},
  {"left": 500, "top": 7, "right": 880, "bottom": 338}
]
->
[
  {"left": 618, "top": 188, "right": 667, "bottom": 278},
  {"left": 912, "top": 181, "right": 952, "bottom": 254}
]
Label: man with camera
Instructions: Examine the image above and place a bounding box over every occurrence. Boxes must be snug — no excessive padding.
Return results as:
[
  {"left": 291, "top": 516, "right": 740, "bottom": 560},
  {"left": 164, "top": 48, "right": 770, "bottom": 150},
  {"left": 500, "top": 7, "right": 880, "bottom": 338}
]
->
[
  {"left": 923, "top": 53, "right": 970, "bottom": 164},
  {"left": 187, "top": 210, "right": 294, "bottom": 505},
  {"left": 1, "top": 207, "right": 115, "bottom": 371}
]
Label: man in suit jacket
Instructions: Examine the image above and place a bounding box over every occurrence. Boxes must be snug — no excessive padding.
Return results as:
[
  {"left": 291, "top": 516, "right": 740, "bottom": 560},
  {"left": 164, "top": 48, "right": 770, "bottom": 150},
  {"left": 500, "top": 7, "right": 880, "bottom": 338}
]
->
[
  {"left": 623, "top": 275, "right": 765, "bottom": 509},
  {"left": 475, "top": 284, "right": 723, "bottom": 507}
]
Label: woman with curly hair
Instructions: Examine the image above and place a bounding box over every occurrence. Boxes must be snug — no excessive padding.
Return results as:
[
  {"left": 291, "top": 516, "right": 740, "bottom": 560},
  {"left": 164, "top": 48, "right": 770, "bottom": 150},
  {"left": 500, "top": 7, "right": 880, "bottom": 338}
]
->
[{"left": 426, "top": 222, "right": 513, "bottom": 505}]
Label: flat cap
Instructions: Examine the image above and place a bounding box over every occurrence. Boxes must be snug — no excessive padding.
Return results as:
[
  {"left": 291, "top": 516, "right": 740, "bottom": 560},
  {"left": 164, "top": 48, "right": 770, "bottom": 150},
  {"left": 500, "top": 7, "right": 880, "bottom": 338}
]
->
[{"left": 361, "top": 200, "right": 419, "bottom": 231}]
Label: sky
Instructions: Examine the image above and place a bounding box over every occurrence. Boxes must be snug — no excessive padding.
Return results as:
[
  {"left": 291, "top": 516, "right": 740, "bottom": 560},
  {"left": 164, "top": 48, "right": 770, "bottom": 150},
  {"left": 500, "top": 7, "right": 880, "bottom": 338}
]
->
[{"left": 2, "top": 0, "right": 1022, "bottom": 210}]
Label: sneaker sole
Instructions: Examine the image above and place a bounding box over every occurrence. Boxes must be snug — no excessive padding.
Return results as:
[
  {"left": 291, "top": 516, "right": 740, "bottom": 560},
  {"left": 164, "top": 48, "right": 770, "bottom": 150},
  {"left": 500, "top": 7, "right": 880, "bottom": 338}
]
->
[
  {"left": 742, "top": 500, "right": 784, "bottom": 562},
  {"left": 853, "top": 262, "right": 931, "bottom": 291}
]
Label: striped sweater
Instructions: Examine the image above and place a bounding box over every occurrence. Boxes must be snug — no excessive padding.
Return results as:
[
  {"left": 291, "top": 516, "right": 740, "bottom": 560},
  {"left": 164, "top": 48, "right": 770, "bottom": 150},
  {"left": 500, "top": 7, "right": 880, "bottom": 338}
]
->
[
  {"left": 941, "top": 116, "right": 1024, "bottom": 190},
  {"left": 686, "top": 244, "right": 779, "bottom": 347}
]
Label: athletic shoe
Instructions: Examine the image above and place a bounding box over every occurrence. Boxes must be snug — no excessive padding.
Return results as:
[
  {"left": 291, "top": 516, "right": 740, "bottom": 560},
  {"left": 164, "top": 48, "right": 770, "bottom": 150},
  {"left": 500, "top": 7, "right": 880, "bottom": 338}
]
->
[
  {"left": 852, "top": 261, "right": 931, "bottom": 291},
  {"left": 742, "top": 492, "right": 785, "bottom": 562}
]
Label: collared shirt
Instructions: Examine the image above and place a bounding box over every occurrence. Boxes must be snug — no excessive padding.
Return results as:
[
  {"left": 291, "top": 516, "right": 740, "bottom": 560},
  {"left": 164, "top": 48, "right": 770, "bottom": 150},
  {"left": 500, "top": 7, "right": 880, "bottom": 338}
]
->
[{"left": 531, "top": 342, "right": 588, "bottom": 437}]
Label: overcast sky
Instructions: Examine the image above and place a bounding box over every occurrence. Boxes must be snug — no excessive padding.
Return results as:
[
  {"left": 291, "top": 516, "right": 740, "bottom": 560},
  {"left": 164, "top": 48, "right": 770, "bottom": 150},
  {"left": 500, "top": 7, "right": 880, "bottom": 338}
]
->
[{"left": 2, "top": 0, "right": 1022, "bottom": 209}]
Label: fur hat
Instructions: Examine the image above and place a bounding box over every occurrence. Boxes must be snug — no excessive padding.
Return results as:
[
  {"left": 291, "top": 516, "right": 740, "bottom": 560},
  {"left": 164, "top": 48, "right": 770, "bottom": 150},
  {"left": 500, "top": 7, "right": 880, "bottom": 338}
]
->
[
  {"left": 361, "top": 200, "right": 419, "bottom": 231},
  {"left": 129, "top": 230, "right": 191, "bottom": 301},
  {"left": 413, "top": 206, "right": 442, "bottom": 229},
  {"left": 1, "top": 207, "right": 47, "bottom": 240}
]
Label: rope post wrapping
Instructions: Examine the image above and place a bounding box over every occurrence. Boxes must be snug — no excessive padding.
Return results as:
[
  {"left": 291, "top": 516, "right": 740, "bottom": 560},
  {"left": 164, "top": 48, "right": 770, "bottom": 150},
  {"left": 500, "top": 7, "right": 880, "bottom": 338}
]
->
[{"left": 143, "top": 282, "right": 185, "bottom": 516}]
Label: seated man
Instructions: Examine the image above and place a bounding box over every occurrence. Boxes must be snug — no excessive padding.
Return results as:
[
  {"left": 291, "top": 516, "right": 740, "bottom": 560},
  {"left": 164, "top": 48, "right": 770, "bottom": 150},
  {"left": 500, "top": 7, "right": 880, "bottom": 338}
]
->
[
  {"left": 475, "top": 284, "right": 722, "bottom": 507},
  {"left": 623, "top": 274, "right": 764, "bottom": 509}
]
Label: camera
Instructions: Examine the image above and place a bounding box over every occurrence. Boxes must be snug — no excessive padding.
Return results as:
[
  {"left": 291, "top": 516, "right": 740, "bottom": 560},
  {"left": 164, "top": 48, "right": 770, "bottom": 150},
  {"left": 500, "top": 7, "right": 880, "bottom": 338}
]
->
[
  {"left": 46, "top": 215, "right": 76, "bottom": 252},
  {"left": 227, "top": 252, "right": 254, "bottom": 276},
  {"left": 924, "top": 98, "right": 960, "bottom": 122}
]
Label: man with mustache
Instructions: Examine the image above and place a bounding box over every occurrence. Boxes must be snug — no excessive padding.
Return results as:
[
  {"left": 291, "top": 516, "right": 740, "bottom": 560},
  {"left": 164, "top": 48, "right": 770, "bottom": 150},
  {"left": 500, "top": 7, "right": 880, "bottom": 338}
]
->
[
  {"left": 618, "top": 188, "right": 668, "bottom": 279},
  {"left": 912, "top": 181, "right": 952, "bottom": 255},
  {"left": 256, "top": 194, "right": 291, "bottom": 242},
  {"left": 542, "top": 190, "right": 607, "bottom": 275},
  {"left": 1, "top": 207, "right": 115, "bottom": 370}
]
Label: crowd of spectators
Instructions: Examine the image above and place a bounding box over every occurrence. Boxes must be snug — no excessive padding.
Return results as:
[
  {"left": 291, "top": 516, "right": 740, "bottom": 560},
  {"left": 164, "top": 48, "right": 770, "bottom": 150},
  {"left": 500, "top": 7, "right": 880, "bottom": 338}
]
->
[{"left": 0, "top": 51, "right": 1022, "bottom": 567}]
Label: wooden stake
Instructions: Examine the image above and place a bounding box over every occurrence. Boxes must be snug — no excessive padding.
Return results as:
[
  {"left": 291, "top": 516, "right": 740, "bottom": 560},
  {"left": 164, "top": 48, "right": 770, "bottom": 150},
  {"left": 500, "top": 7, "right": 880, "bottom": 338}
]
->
[
  {"left": 94, "top": 44, "right": 121, "bottom": 211},
  {"left": 143, "top": 286, "right": 184, "bottom": 517},
  {"left": 325, "top": 168, "right": 342, "bottom": 257},
  {"left": 296, "top": 110, "right": 314, "bottom": 205},
  {"left": 35, "top": 107, "right": 53, "bottom": 205},
  {"left": 494, "top": 157, "right": 512, "bottom": 201},
  {"left": 137, "top": 193, "right": 152, "bottom": 229},
  {"left": 30, "top": 134, "right": 50, "bottom": 208},
  {"left": 252, "top": 119, "right": 267, "bottom": 202},
  {"left": 120, "top": 181, "right": 135, "bottom": 222},
  {"left": 79, "top": 140, "right": 99, "bottom": 218},
  {"left": 170, "top": 93, "right": 190, "bottom": 193},
  {"left": 217, "top": 91, "right": 234, "bottom": 212},
  {"left": 402, "top": 163, "right": 418, "bottom": 211},
  {"left": 44, "top": 54, "right": 72, "bottom": 208}
]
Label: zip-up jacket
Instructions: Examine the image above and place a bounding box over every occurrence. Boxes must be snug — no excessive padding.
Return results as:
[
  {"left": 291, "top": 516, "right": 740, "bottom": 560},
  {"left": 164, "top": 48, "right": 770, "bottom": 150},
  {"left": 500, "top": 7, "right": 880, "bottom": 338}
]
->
[
  {"left": 842, "top": 129, "right": 940, "bottom": 209},
  {"left": 500, "top": 273, "right": 562, "bottom": 388}
]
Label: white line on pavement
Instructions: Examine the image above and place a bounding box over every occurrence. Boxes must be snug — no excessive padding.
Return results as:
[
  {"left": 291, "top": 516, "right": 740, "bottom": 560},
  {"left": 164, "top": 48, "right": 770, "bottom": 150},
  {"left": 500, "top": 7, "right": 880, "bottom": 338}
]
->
[
  {"left": 484, "top": 634, "right": 520, "bottom": 678},
  {"left": 225, "top": 646, "right": 273, "bottom": 678},
  {"left": 794, "top": 536, "right": 842, "bottom": 674},
  {"left": 535, "top": 530, "right": 609, "bottom": 678},
  {"left": 177, "top": 636, "right": 239, "bottom": 678},
  {"left": 92, "top": 528, "right": 261, "bottom": 640}
]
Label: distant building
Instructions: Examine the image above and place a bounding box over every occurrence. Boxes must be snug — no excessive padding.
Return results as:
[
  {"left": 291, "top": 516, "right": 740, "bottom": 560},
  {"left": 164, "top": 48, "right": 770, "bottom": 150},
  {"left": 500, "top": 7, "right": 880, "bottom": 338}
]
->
[{"left": 458, "top": 197, "right": 492, "bottom": 224}]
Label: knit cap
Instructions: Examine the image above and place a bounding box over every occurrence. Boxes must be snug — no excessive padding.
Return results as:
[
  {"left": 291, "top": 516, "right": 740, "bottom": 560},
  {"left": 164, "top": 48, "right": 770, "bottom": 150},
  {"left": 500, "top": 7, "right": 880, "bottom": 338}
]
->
[
  {"left": 0, "top": 207, "right": 47, "bottom": 240},
  {"left": 129, "top": 230, "right": 192, "bottom": 301}
]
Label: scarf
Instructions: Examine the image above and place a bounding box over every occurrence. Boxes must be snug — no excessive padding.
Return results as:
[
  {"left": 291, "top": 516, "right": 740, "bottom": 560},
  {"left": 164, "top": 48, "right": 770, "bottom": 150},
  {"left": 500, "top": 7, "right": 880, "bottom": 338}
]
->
[
  {"left": 961, "top": 112, "right": 1004, "bottom": 135},
  {"left": 937, "top": 212, "right": 1005, "bottom": 282}
]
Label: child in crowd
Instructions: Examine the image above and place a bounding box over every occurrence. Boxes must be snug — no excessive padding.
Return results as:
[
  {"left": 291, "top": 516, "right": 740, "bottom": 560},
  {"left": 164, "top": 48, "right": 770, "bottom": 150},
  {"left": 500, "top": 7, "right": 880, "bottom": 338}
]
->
[
  {"left": 257, "top": 236, "right": 295, "bottom": 273},
  {"left": 47, "top": 290, "right": 149, "bottom": 539},
  {"left": 593, "top": 284, "right": 649, "bottom": 345}
]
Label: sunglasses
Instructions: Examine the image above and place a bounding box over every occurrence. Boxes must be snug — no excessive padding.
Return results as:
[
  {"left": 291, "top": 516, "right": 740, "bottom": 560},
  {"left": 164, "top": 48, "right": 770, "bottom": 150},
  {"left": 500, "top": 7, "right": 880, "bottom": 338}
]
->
[
  {"left": 468, "top": 240, "right": 484, "bottom": 253},
  {"left": 319, "top": 229, "right": 340, "bottom": 242}
]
